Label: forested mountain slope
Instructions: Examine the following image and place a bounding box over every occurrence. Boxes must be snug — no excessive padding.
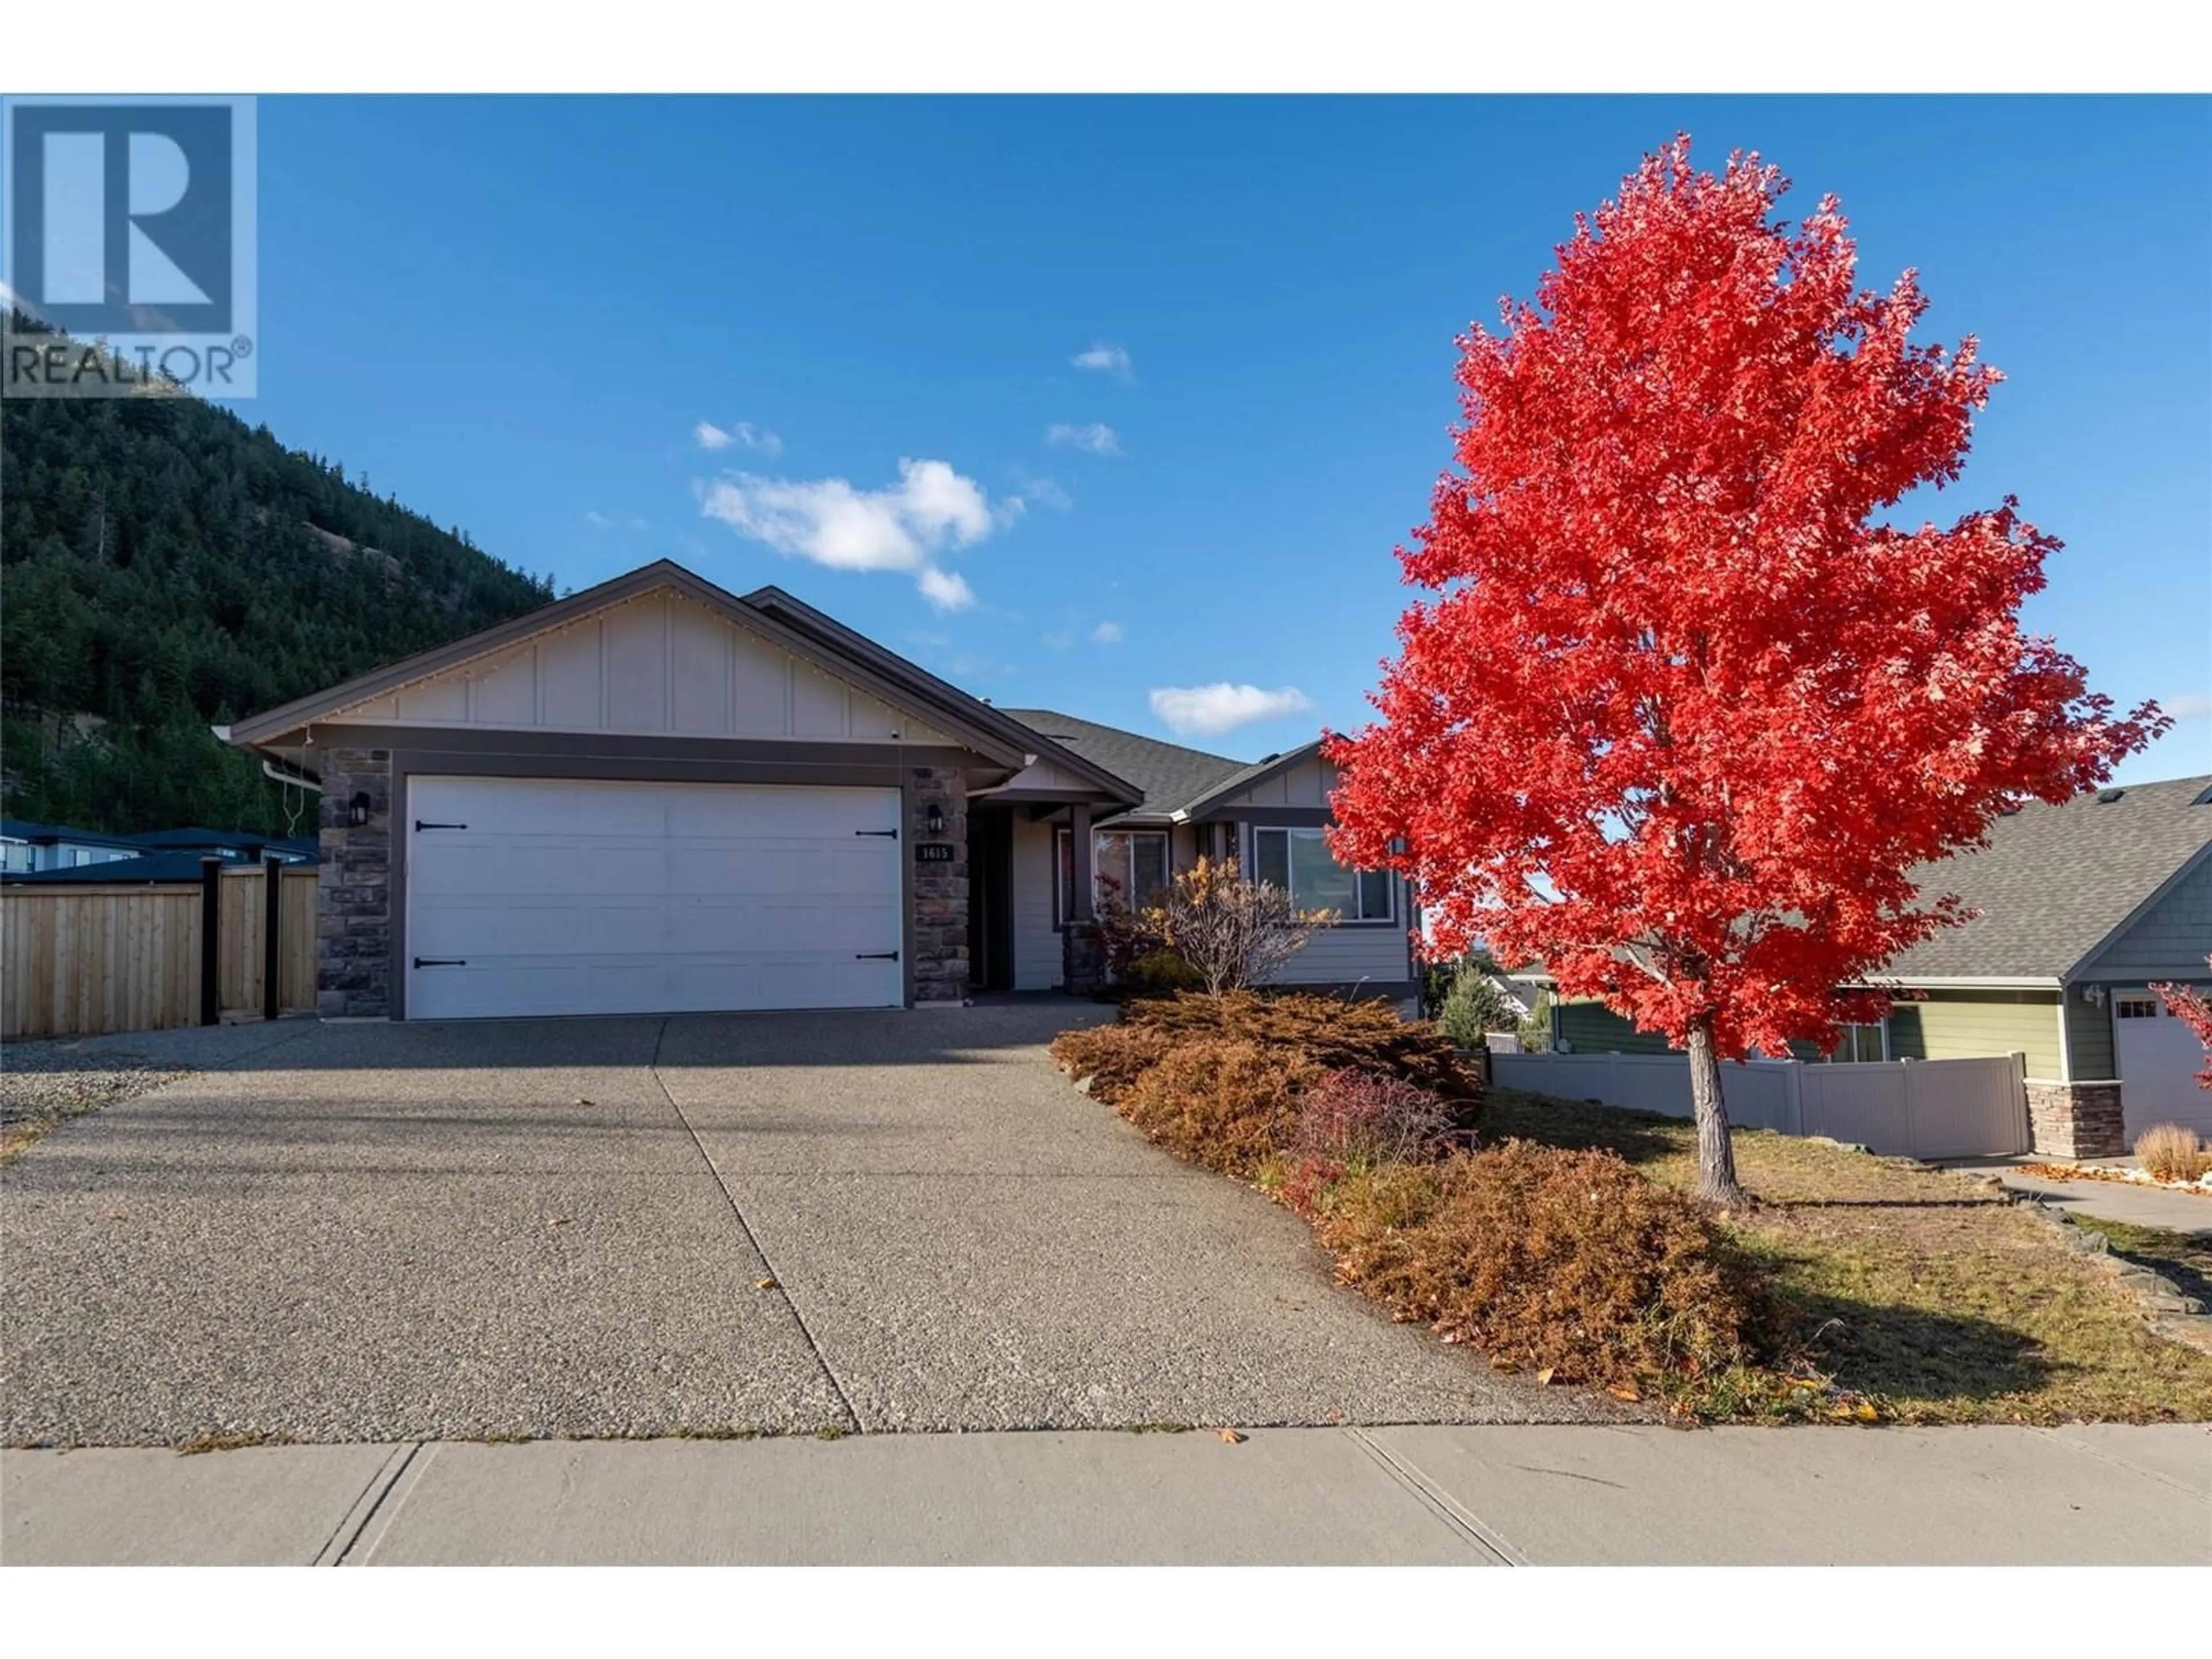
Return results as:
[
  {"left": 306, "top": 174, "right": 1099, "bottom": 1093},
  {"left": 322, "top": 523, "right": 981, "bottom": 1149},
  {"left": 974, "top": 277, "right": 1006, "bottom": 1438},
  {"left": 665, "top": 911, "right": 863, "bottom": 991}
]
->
[{"left": 1, "top": 323, "right": 554, "bottom": 835}]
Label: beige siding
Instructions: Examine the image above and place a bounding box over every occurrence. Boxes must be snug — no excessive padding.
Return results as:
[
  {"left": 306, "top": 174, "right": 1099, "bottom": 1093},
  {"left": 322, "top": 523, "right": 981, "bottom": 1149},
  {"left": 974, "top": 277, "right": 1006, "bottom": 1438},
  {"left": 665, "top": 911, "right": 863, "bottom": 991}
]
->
[
  {"left": 1211, "top": 754, "right": 1338, "bottom": 811},
  {"left": 1011, "top": 814, "right": 1060, "bottom": 990},
  {"left": 1268, "top": 906, "right": 1414, "bottom": 990},
  {"left": 1887, "top": 989, "right": 2062, "bottom": 1079},
  {"left": 323, "top": 586, "right": 953, "bottom": 745}
]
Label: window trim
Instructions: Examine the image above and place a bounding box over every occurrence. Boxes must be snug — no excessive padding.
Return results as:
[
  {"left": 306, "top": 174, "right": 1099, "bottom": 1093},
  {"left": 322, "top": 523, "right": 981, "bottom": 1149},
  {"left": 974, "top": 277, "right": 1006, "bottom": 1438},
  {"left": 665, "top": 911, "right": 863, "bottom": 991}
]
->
[
  {"left": 1250, "top": 825, "right": 1395, "bottom": 925},
  {"left": 1054, "top": 827, "right": 1171, "bottom": 929}
]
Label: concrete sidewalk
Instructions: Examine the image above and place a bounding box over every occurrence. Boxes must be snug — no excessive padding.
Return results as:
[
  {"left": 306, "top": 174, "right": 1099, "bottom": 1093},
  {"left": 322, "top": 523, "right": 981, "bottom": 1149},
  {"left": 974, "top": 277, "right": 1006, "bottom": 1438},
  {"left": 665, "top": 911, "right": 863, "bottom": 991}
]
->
[
  {"left": 5, "top": 1423, "right": 2206, "bottom": 1565},
  {"left": 1945, "top": 1158, "right": 2212, "bottom": 1236}
]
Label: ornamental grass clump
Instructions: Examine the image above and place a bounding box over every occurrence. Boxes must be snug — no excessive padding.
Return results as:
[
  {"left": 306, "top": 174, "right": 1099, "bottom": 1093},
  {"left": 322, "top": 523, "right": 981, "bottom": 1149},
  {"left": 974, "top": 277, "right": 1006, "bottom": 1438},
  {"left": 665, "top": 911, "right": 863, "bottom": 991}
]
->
[
  {"left": 1313, "top": 1141, "right": 1764, "bottom": 1391},
  {"left": 2133, "top": 1123, "right": 2212, "bottom": 1184}
]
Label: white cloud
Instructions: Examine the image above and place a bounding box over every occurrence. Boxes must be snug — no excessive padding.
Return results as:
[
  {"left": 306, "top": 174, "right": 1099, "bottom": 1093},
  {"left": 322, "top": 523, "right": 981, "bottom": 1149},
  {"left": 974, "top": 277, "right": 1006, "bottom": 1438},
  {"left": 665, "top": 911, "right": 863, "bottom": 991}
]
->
[
  {"left": 698, "top": 457, "right": 1004, "bottom": 611},
  {"left": 1046, "top": 422, "right": 1122, "bottom": 456},
  {"left": 1091, "top": 620, "right": 1124, "bottom": 645},
  {"left": 696, "top": 419, "right": 783, "bottom": 456},
  {"left": 585, "top": 510, "right": 613, "bottom": 528},
  {"left": 1042, "top": 628, "right": 1074, "bottom": 651},
  {"left": 1013, "top": 473, "right": 1073, "bottom": 512},
  {"left": 1149, "top": 682, "right": 1313, "bottom": 738},
  {"left": 2164, "top": 692, "right": 2212, "bottom": 720},
  {"left": 1072, "top": 342, "right": 1133, "bottom": 381},
  {"left": 586, "top": 510, "right": 647, "bottom": 530}
]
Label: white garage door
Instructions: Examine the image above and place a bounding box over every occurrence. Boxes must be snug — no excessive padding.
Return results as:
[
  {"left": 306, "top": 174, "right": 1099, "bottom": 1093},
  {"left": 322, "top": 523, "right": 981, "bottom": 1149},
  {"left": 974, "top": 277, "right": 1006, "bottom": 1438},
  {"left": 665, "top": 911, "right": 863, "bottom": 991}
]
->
[
  {"left": 404, "top": 777, "right": 904, "bottom": 1020},
  {"left": 2114, "top": 992, "right": 2212, "bottom": 1142}
]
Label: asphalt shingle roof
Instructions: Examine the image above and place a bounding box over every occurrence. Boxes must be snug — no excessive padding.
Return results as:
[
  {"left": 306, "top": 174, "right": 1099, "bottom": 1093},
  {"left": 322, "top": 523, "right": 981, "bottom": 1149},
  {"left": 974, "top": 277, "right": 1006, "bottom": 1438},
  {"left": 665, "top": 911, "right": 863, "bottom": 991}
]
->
[
  {"left": 1880, "top": 774, "right": 2212, "bottom": 981},
  {"left": 998, "top": 709, "right": 1249, "bottom": 817}
]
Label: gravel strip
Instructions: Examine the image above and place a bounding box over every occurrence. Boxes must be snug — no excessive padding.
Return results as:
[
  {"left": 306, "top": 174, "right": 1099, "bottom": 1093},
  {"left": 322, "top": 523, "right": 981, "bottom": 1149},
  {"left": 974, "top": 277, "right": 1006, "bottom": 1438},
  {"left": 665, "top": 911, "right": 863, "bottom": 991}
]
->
[{"left": 0, "top": 1039, "right": 188, "bottom": 1131}]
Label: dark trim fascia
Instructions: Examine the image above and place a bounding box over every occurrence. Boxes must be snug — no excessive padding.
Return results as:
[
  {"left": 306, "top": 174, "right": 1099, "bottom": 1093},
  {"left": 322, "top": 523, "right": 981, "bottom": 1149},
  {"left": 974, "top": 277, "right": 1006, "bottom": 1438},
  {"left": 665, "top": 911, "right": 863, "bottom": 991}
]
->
[
  {"left": 1172, "top": 739, "right": 1327, "bottom": 820},
  {"left": 300, "top": 726, "right": 991, "bottom": 777},
  {"left": 230, "top": 559, "right": 1032, "bottom": 770},
  {"left": 1203, "top": 805, "right": 1335, "bottom": 828},
  {"left": 745, "top": 585, "right": 1146, "bottom": 805},
  {"left": 975, "top": 787, "right": 1127, "bottom": 806}
]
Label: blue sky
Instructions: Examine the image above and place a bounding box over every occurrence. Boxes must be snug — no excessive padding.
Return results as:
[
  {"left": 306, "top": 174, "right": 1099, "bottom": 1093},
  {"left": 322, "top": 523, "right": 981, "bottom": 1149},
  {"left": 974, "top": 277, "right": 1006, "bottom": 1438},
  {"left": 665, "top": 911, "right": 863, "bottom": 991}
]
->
[{"left": 247, "top": 96, "right": 2209, "bottom": 780}]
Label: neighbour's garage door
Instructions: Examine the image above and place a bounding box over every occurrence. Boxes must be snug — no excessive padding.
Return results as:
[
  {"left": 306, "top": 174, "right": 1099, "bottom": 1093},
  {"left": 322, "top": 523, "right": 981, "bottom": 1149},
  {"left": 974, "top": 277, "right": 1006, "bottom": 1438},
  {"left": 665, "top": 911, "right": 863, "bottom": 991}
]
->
[
  {"left": 2114, "top": 992, "right": 2212, "bottom": 1142},
  {"left": 404, "top": 777, "right": 903, "bottom": 1020}
]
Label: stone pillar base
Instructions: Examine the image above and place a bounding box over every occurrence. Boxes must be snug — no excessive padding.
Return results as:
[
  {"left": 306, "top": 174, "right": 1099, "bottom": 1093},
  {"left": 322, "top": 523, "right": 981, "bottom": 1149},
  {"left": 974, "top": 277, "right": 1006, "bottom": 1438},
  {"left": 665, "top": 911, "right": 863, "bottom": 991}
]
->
[
  {"left": 2026, "top": 1079, "right": 2127, "bottom": 1160},
  {"left": 1062, "top": 922, "right": 1106, "bottom": 995}
]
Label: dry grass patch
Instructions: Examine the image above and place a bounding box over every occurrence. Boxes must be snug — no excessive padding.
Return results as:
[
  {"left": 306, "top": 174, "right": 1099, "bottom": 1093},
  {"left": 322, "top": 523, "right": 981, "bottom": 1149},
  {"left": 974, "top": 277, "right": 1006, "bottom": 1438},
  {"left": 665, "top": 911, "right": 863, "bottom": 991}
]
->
[{"left": 1483, "top": 1089, "right": 2212, "bottom": 1423}]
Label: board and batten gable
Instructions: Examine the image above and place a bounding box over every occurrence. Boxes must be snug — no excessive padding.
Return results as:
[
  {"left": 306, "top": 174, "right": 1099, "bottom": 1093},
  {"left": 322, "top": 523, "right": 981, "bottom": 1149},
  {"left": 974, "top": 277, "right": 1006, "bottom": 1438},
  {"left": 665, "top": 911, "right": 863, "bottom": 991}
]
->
[
  {"left": 1211, "top": 752, "right": 1337, "bottom": 810},
  {"left": 318, "top": 586, "right": 956, "bottom": 747}
]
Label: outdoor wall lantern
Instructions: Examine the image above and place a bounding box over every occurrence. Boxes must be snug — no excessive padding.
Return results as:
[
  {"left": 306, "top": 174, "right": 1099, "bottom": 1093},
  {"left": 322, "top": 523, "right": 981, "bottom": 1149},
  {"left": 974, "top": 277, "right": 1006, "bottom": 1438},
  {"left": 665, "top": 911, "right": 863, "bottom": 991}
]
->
[
  {"left": 348, "top": 791, "right": 372, "bottom": 827},
  {"left": 925, "top": 801, "right": 946, "bottom": 837}
]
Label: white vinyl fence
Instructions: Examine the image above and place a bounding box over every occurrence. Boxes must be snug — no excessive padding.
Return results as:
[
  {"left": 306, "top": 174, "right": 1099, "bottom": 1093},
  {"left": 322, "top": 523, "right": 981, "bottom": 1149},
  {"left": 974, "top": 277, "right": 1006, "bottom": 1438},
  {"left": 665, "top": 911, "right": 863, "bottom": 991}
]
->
[{"left": 1489, "top": 1050, "right": 2031, "bottom": 1160}]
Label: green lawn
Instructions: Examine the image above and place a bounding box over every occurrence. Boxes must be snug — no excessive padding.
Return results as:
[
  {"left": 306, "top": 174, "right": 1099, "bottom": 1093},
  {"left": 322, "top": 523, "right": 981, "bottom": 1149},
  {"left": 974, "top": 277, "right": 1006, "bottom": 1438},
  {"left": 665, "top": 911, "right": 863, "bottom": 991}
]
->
[{"left": 1482, "top": 1089, "right": 2212, "bottom": 1423}]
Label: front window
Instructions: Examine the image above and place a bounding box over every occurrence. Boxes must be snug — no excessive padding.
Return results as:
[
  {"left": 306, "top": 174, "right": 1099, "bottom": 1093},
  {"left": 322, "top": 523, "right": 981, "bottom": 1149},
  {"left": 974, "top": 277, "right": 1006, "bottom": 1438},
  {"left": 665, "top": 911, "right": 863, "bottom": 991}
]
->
[
  {"left": 1056, "top": 829, "right": 1170, "bottom": 924},
  {"left": 2115, "top": 993, "right": 2161, "bottom": 1020},
  {"left": 1252, "top": 827, "right": 1392, "bottom": 922},
  {"left": 1830, "top": 1020, "right": 1888, "bottom": 1063}
]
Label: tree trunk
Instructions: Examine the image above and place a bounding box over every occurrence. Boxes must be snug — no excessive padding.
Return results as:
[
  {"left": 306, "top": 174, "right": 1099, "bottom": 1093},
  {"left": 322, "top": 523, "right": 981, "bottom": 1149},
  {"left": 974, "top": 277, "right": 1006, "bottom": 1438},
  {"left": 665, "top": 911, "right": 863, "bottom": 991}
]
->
[{"left": 1685, "top": 1012, "right": 1749, "bottom": 1210}]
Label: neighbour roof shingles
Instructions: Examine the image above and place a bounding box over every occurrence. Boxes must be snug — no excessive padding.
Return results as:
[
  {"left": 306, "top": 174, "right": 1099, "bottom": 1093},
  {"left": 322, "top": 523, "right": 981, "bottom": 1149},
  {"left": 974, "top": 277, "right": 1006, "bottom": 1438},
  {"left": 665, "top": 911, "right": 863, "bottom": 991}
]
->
[
  {"left": 998, "top": 709, "right": 1249, "bottom": 819},
  {"left": 1878, "top": 774, "right": 2212, "bottom": 982}
]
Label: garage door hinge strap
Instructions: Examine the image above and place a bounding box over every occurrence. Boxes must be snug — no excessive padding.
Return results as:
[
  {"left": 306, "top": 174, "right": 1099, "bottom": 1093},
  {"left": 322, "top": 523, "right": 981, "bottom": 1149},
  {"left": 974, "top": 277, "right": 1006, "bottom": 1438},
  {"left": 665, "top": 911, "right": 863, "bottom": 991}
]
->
[
  {"left": 856, "top": 950, "right": 899, "bottom": 961},
  {"left": 414, "top": 820, "right": 468, "bottom": 831},
  {"left": 414, "top": 957, "right": 467, "bottom": 968},
  {"left": 855, "top": 828, "right": 898, "bottom": 839}
]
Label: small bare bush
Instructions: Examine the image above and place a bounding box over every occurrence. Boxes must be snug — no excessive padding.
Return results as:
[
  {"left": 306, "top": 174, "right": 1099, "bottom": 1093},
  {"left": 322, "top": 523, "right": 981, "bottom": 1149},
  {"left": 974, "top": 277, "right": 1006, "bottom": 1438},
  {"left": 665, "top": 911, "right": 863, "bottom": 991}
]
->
[
  {"left": 1155, "top": 856, "right": 1331, "bottom": 994},
  {"left": 2134, "top": 1123, "right": 2212, "bottom": 1184},
  {"left": 1287, "top": 1067, "right": 1455, "bottom": 1165}
]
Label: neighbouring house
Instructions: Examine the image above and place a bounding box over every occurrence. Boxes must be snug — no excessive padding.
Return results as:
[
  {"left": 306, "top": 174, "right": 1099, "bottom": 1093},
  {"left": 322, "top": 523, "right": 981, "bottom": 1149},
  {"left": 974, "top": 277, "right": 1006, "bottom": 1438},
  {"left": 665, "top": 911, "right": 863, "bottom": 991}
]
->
[
  {"left": 1551, "top": 774, "right": 2212, "bottom": 1157},
  {"left": 0, "top": 825, "right": 317, "bottom": 887},
  {"left": 0, "top": 819, "right": 144, "bottom": 874},
  {"left": 217, "top": 559, "right": 1415, "bottom": 1024}
]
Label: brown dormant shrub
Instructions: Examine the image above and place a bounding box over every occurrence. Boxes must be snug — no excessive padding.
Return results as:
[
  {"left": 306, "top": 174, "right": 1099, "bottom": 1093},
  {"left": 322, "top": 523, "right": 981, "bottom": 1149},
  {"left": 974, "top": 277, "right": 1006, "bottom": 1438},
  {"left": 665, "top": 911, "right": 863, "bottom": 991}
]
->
[
  {"left": 1313, "top": 1141, "right": 1762, "bottom": 1389},
  {"left": 2133, "top": 1123, "right": 2212, "bottom": 1184},
  {"left": 1047, "top": 1024, "right": 1175, "bottom": 1106},
  {"left": 1115, "top": 1039, "right": 1320, "bottom": 1178},
  {"left": 1123, "top": 990, "right": 1479, "bottom": 1105}
]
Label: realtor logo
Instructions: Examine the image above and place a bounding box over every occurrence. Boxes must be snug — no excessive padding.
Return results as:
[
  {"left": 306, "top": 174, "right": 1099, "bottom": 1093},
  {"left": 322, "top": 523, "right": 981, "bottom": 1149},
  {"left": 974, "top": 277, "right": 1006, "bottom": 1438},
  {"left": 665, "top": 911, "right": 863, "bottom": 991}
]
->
[{"left": 3, "top": 96, "right": 257, "bottom": 397}]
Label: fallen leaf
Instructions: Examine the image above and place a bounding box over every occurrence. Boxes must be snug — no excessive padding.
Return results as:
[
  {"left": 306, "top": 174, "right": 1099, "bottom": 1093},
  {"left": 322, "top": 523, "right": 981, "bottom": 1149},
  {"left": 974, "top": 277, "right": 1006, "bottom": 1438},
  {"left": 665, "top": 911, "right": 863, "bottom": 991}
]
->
[
  {"left": 1607, "top": 1385, "right": 1641, "bottom": 1403},
  {"left": 578, "top": 1098, "right": 594, "bottom": 1106},
  {"left": 546, "top": 1216, "right": 570, "bottom": 1228},
  {"left": 1217, "top": 1427, "right": 1246, "bottom": 1444},
  {"left": 1854, "top": 1400, "right": 1879, "bottom": 1422},
  {"left": 756, "top": 1278, "right": 779, "bottom": 1291},
  {"left": 1534, "top": 1367, "right": 1556, "bottom": 1387},
  {"left": 1490, "top": 1358, "right": 1517, "bottom": 1373}
]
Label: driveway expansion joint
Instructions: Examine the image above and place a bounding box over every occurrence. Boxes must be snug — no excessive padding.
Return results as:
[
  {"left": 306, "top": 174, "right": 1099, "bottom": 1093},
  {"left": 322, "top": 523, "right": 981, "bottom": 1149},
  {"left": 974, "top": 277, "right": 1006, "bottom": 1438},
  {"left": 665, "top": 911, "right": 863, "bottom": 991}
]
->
[
  {"left": 1344, "top": 1426, "right": 1525, "bottom": 1565},
  {"left": 319, "top": 1441, "right": 426, "bottom": 1566},
  {"left": 649, "top": 1018, "right": 865, "bottom": 1435}
]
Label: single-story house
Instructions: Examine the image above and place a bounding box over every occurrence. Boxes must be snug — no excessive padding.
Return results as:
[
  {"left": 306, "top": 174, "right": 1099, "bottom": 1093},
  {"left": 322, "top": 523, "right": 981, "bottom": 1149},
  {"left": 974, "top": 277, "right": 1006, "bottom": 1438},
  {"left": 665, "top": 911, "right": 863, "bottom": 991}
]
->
[
  {"left": 218, "top": 559, "right": 1415, "bottom": 1024},
  {"left": 0, "top": 819, "right": 145, "bottom": 874},
  {"left": 1554, "top": 773, "right": 2212, "bottom": 1157}
]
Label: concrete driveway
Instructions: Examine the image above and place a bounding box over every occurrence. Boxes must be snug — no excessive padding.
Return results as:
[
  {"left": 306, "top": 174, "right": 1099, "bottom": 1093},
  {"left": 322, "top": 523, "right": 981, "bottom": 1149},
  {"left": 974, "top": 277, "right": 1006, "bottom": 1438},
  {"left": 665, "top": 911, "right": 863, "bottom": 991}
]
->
[{"left": 1, "top": 1009, "right": 1600, "bottom": 1445}]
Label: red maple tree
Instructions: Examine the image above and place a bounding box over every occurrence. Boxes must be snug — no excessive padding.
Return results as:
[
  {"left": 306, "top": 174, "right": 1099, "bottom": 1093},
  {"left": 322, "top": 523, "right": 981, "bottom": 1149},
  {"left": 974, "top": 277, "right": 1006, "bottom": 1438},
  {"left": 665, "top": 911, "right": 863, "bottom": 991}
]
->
[{"left": 1326, "top": 137, "right": 2166, "bottom": 1207}]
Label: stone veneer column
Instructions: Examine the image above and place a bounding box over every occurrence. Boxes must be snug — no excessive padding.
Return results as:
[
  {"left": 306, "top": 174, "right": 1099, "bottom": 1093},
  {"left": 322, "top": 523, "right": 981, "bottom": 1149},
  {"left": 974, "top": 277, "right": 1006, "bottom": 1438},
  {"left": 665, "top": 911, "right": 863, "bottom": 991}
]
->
[
  {"left": 910, "top": 764, "right": 969, "bottom": 1005},
  {"left": 2025, "top": 1079, "right": 2128, "bottom": 1160},
  {"left": 316, "top": 747, "right": 393, "bottom": 1018}
]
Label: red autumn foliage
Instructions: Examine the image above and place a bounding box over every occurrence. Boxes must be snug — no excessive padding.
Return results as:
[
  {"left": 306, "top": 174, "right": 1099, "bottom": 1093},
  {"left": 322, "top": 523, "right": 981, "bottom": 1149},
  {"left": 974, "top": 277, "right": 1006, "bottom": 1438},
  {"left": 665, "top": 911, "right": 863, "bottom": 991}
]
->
[{"left": 1325, "top": 136, "right": 2164, "bottom": 1199}]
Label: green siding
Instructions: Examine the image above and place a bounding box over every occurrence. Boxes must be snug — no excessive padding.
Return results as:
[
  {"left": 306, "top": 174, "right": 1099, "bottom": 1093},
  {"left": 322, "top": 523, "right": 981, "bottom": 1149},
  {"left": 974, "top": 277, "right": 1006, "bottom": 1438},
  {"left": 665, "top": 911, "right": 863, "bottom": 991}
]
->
[
  {"left": 1886, "top": 989, "right": 2062, "bottom": 1079},
  {"left": 1555, "top": 1000, "right": 1675, "bottom": 1055},
  {"left": 2063, "top": 994, "right": 2116, "bottom": 1082}
]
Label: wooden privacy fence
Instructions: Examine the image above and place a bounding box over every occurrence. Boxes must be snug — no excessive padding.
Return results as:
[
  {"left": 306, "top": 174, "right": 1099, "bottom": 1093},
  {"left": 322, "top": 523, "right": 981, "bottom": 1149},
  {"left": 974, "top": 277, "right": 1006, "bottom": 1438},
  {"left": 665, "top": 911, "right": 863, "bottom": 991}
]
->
[
  {"left": 2, "top": 861, "right": 318, "bottom": 1040},
  {"left": 1491, "top": 1048, "right": 2033, "bottom": 1160}
]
